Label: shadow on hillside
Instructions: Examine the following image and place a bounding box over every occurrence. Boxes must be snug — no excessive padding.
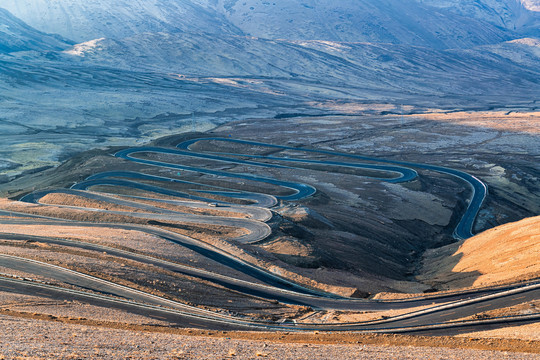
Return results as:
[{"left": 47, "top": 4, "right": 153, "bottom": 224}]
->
[{"left": 418, "top": 248, "right": 484, "bottom": 291}]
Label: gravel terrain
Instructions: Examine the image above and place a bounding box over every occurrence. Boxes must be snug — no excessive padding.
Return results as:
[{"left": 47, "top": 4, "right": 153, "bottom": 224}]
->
[{"left": 1, "top": 315, "right": 538, "bottom": 359}]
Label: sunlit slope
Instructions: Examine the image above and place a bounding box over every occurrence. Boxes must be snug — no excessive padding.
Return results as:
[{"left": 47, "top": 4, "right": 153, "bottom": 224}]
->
[
  {"left": 0, "top": 31, "right": 538, "bottom": 170},
  {"left": 0, "top": 1, "right": 538, "bottom": 177},
  {"left": 521, "top": 0, "right": 540, "bottom": 11},
  {"left": 419, "top": 216, "right": 540, "bottom": 290}
]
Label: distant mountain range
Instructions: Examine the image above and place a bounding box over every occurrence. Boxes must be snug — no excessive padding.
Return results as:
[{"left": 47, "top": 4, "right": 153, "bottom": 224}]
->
[
  {"left": 2, "top": 0, "right": 539, "bottom": 47},
  {"left": 0, "top": 0, "right": 538, "bottom": 176}
]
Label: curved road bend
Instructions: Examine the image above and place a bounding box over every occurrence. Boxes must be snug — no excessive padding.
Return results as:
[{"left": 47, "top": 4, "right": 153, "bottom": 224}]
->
[
  {"left": 0, "top": 218, "right": 329, "bottom": 298},
  {"left": 0, "top": 276, "right": 268, "bottom": 331},
  {"left": 54, "top": 139, "right": 483, "bottom": 239},
  {"left": 75, "top": 171, "right": 279, "bottom": 207},
  {"left": 21, "top": 188, "right": 272, "bottom": 221},
  {"left": 2, "top": 231, "right": 538, "bottom": 314},
  {"left": 176, "top": 138, "right": 418, "bottom": 183},
  {"left": 20, "top": 189, "right": 272, "bottom": 244},
  {"left": 177, "top": 138, "right": 488, "bottom": 240},
  {"left": 5, "top": 212, "right": 509, "bottom": 308},
  {"left": 114, "top": 147, "right": 317, "bottom": 201},
  {"left": 6, "top": 137, "right": 529, "bottom": 333},
  {"left": 0, "top": 269, "right": 538, "bottom": 333},
  {"left": 13, "top": 137, "right": 496, "bottom": 297}
]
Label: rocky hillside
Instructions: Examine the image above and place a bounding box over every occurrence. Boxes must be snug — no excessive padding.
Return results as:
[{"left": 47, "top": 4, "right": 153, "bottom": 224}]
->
[
  {"left": 56, "top": 32, "right": 540, "bottom": 101},
  {"left": 200, "top": 0, "right": 513, "bottom": 49},
  {"left": 522, "top": 0, "right": 540, "bottom": 11}
]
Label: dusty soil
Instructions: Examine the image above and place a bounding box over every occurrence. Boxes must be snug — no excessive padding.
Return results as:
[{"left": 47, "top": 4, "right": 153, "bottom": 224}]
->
[
  {"left": 411, "top": 111, "right": 540, "bottom": 134},
  {"left": 0, "top": 244, "right": 292, "bottom": 318},
  {"left": 0, "top": 313, "right": 539, "bottom": 359},
  {"left": 0, "top": 223, "right": 259, "bottom": 284},
  {"left": 1, "top": 111, "right": 538, "bottom": 296},
  {"left": 0, "top": 199, "right": 383, "bottom": 298},
  {"left": 188, "top": 112, "right": 540, "bottom": 291},
  {"left": 457, "top": 300, "right": 540, "bottom": 322},
  {"left": 458, "top": 322, "right": 540, "bottom": 342},
  {"left": 40, "top": 193, "right": 151, "bottom": 213},
  {"left": 41, "top": 192, "right": 250, "bottom": 218}
]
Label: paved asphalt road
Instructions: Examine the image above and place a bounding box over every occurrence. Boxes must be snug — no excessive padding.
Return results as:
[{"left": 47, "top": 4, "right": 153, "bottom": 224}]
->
[
  {"left": 177, "top": 137, "right": 487, "bottom": 240},
  {"left": 44, "top": 137, "right": 484, "bottom": 240},
  {"left": 4, "top": 231, "right": 536, "bottom": 313},
  {"left": 0, "top": 218, "right": 327, "bottom": 297},
  {"left": 21, "top": 189, "right": 272, "bottom": 244},
  {"left": 2, "top": 136, "right": 534, "bottom": 334},
  {"left": 79, "top": 137, "right": 486, "bottom": 239},
  {"left": 1, "top": 270, "right": 538, "bottom": 333}
]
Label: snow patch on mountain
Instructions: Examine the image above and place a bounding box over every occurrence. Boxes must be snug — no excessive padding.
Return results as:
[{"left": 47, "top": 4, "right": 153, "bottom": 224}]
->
[
  {"left": 0, "top": 0, "right": 519, "bottom": 49},
  {"left": 485, "top": 37, "right": 540, "bottom": 64},
  {"left": 510, "top": 37, "right": 540, "bottom": 46},
  {"left": 0, "top": 0, "right": 538, "bottom": 177}
]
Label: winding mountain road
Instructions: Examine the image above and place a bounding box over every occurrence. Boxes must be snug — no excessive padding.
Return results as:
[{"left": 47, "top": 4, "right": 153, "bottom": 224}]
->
[
  {"left": 176, "top": 137, "right": 487, "bottom": 239},
  {"left": 1, "top": 136, "right": 533, "bottom": 334}
]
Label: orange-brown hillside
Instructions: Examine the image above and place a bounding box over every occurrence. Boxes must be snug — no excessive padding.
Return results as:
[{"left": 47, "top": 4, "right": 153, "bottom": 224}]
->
[{"left": 418, "top": 216, "right": 540, "bottom": 290}]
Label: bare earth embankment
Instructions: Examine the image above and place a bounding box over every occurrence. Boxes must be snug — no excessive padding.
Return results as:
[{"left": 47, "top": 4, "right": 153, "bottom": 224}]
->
[{"left": 419, "top": 215, "right": 540, "bottom": 290}]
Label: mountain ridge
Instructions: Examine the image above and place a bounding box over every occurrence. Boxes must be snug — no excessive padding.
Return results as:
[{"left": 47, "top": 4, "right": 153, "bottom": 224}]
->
[
  {"left": 0, "top": 8, "right": 72, "bottom": 53},
  {"left": 201, "top": 0, "right": 516, "bottom": 49},
  {"left": 1, "top": 0, "right": 534, "bottom": 49}
]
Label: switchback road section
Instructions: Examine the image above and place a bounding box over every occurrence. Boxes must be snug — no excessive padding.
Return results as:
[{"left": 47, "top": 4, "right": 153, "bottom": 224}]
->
[{"left": 1, "top": 136, "right": 533, "bottom": 335}]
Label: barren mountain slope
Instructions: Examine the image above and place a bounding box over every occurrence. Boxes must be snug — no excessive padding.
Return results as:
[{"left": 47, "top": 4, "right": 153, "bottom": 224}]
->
[
  {"left": 58, "top": 32, "right": 540, "bottom": 92},
  {"left": 418, "top": 216, "right": 540, "bottom": 290},
  {"left": 417, "top": 0, "right": 540, "bottom": 36},
  {"left": 0, "top": 2, "right": 538, "bottom": 178},
  {"left": 0, "top": 0, "right": 515, "bottom": 49},
  {"left": 0, "top": 0, "right": 242, "bottom": 42},
  {"left": 0, "top": 8, "right": 72, "bottom": 53},
  {"left": 202, "top": 0, "right": 513, "bottom": 49},
  {"left": 1, "top": 33, "right": 539, "bottom": 177}
]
